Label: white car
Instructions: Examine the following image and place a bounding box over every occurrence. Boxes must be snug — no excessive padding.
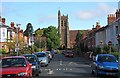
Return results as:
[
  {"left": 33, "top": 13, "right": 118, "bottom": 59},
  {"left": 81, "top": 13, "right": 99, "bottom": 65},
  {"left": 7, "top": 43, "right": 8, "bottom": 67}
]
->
[{"left": 46, "top": 51, "right": 52, "bottom": 60}]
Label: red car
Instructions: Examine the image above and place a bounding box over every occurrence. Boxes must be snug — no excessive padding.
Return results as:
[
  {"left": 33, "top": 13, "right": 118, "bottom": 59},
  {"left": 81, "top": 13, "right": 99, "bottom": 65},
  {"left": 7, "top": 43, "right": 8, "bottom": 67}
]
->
[
  {"left": 0, "top": 56, "right": 32, "bottom": 78},
  {"left": 64, "top": 52, "right": 74, "bottom": 58}
]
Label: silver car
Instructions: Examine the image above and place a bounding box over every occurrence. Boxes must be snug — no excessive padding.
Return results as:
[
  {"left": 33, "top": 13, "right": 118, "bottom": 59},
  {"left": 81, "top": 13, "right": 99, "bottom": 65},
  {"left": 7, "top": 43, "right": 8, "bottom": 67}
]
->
[{"left": 34, "top": 52, "right": 49, "bottom": 67}]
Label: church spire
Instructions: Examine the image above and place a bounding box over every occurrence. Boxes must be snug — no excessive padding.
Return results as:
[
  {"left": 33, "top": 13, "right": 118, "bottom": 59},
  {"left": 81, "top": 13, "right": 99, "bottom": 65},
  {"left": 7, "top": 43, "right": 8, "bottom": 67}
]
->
[{"left": 58, "top": 10, "right": 61, "bottom": 16}]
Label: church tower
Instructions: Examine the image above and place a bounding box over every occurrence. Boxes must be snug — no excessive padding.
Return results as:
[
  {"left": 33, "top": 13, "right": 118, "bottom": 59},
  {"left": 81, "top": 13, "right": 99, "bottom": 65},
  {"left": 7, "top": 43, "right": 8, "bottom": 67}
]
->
[{"left": 58, "top": 10, "right": 70, "bottom": 49}]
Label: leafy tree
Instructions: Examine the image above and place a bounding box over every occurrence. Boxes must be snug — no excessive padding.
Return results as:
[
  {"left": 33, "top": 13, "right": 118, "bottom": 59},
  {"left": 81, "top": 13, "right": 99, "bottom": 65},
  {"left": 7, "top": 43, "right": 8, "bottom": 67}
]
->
[
  {"left": 76, "top": 31, "right": 83, "bottom": 42},
  {"left": 0, "top": 48, "right": 6, "bottom": 54},
  {"left": 34, "top": 28, "right": 44, "bottom": 51},
  {"left": 75, "top": 31, "right": 84, "bottom": 55},
  {"left": 35, "top": 28, "right": 43, "bottom": 37},
  {"left": 6, "top": 36, "right": 25, "bottom": 54},
  {"left": 6, "top": 39, "right": 15, "bottom": 52},
  {"left": 24, "top": 23, "right": 34, "bottom": 37},
  {"left": 43, "top": 26, "right": 60, "bottom": 50}
]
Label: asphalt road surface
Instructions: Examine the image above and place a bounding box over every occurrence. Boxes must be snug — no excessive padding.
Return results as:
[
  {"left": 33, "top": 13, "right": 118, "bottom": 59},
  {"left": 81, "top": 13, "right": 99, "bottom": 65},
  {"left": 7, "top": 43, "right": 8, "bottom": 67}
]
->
[{"left": 33, "top": 53, "right": 98, "bottom": 77}]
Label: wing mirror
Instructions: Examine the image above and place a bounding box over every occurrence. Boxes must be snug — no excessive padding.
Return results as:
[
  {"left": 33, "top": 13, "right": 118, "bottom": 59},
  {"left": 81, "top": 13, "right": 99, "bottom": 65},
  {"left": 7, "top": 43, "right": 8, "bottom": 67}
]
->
[
  {"left": 29, "top": 63, "right": 32, "bottom": 66},
  {"left": 92, "top": 56, "right": 96, "bottom": 62}
]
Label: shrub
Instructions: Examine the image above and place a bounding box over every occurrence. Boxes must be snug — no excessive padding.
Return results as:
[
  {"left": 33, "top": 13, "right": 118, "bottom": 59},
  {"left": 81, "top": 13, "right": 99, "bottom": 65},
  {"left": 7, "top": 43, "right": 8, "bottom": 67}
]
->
[
  {"left": 0, "top": 48, "right": 6, "bottom": 54},
  {"left": 111, "top": 52, "right": 119, "bottom": 59}
]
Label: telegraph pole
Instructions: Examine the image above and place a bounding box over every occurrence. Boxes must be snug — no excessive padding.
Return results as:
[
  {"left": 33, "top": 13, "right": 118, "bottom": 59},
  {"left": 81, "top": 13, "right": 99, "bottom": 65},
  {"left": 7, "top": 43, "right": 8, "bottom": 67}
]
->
[
  {"left": 108, "top": 41, "right": 112, "bottom": 54},
  {"left": 16, "top": 24, "right": 21, "bottom": 56}
]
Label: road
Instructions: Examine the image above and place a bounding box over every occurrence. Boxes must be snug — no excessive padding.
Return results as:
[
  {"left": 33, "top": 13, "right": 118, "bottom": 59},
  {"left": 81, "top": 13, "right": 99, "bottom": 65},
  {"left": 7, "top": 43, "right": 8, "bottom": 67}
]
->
[{"left": 34, "top": 53, "right": 98, "bottom": 77}]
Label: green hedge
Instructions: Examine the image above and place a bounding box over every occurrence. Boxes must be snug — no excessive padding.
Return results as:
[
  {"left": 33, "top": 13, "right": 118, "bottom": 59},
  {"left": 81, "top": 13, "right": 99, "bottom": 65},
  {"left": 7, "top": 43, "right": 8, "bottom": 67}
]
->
[
  {"left": 111, "top": 52, "right": 119, "bottom": 59},
  {"left": 0, "top": 48, "right": 6, "bottom": 54}
]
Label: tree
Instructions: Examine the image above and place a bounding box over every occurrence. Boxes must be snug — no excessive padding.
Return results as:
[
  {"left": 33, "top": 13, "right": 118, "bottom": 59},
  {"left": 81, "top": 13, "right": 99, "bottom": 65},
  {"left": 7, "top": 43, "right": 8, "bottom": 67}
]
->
[
  {"left": 76, "top": 31, "right": 83, "bottom": 42},
  {"left": 34, "top": 28, "right": 44, "bottom": 51},
  {"left": 6, "top": 36, "right": 25, "bottom": 55},
  {"left": 0, "top": 48, "right": 6, "bottom": 54},
  {"left": 43, "top": 26, "right": 60, "bottom": 50},
  {"left": 24, "top": 23, "right": 34, "bottom": 37},
  {"left": 75, "top": 31, "right": 84, "bottom": 55}
]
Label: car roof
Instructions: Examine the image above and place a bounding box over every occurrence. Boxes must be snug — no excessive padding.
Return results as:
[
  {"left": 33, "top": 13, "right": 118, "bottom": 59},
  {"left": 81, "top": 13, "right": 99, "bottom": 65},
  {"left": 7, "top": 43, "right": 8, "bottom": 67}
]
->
[
  {"left": 2, "top": 56, "right": 26, "bottom": 59},
  {"left": 97, "top": 54, "right": 114, "bottom": 56},
  {"left": 22, "top": 54, "right": 35, "bottom": 56},
  {"left": 34, "top": 52, "right": 46, "bottom": 54}
]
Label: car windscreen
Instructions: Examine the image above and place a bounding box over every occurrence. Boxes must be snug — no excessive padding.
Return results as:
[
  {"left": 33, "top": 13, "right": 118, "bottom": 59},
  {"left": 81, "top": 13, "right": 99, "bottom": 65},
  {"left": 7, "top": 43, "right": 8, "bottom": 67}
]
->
[
  {"left": 98, "top": 55, "right": 117, "bottom": 62},
  {"left": 35, "top": 53, "right": 46, "bottom": 57},
  {"left": 1, "top": 58, "right": 27, "bottom": 68},
  {"left": 24, "top": 55, "right": 37, "bottom": 63}
]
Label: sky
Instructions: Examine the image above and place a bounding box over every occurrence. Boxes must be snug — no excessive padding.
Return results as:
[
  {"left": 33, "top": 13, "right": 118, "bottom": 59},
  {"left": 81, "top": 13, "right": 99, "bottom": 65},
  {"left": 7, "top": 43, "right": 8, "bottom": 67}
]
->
[{"left": 1, "top": 2, "right": 119, "bottom": 31}]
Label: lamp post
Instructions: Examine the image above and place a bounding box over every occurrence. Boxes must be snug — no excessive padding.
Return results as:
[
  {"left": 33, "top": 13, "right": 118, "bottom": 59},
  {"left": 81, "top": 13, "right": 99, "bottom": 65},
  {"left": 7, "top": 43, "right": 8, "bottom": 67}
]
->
[
  {"left": 16, "top": 24, "right": 21, "bottom": 56},
  {"left": 117, "top": 34, "right": 120, "bottom": 74},
  {"left": 100, "top": 40, "right": 103, "bottom": 53},
  {"left": 108, "top": 41, "right": 112, "bottom": 54},
  {"left": 30, "top": 32, "right": 35, "bottom": 54}
]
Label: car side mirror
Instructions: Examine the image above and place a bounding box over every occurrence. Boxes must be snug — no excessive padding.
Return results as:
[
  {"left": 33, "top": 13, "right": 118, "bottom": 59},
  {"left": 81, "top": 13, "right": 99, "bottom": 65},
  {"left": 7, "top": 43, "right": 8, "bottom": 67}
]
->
[
  {"left": 92, "top": 56, "right": 96, "bottom": 62},
  {"left": 29, "top": 63, "right": 32, "bottom": 66}
]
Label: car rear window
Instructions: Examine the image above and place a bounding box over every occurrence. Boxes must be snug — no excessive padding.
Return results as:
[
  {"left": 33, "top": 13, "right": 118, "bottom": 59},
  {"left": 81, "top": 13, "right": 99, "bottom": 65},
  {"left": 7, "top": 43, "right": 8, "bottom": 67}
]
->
[
  {"left": 24, "top": 55, "right": 37, "bottom": 63},
  {"left": 98, "top": 55, "right": 117, "bottom": 62},
  {"left": 1, "top": 58, "right": 27, "bottom": 68},
  {"left": 35, "top": 53, "right": 46, "bottom": 57}
]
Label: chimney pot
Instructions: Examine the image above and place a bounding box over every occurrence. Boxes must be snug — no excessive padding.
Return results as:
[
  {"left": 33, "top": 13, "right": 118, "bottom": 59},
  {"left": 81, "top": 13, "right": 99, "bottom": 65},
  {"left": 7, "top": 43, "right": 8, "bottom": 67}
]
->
[
  {"left": 107, "top": 14, "right": 116, "bottom": 25},
  {"left": 11, "top": 22, "right": 14, "bottom": 29},
  {"left": 2, "top": 18, "right": 5, "bottom": 24}
]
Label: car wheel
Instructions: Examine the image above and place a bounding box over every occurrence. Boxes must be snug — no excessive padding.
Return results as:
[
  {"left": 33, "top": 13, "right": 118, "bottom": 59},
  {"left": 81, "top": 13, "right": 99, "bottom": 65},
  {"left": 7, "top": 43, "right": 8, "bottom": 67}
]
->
[
  {"left": 36, "top": 72, "right": 40, "bottom": 76},
  {"left": 45, "top": 64, "right": 48, "bottom": 67},
  {"left": 95, "top": 69, "right": 99, "bottom": 77},
  {"left": 91, "top": 70, "right": 94, "bottom": 74}
]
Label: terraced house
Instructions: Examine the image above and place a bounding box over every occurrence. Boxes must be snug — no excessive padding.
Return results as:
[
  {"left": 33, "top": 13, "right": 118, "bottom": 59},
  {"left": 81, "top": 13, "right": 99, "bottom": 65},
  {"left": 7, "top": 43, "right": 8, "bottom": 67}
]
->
[
  {"left": 82, "top": 8, "right": 120, "bottom": 51},
  {"left": 0, "top": 16, "right": 27, "bottom": 53}
]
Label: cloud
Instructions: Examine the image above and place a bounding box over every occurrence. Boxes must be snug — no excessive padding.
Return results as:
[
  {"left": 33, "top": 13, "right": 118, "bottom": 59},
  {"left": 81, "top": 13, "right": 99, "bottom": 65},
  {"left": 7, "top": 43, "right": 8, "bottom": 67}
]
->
[
  {"left": 76, "top": 11, "right": 96, "bottom": 20},
  {"left": 98, "top": 3, "right": 116, "bottom": 14},
  {"left": 75, "top": 3, "right": 116, "bottom": 20},
  {"left": 38, "top": 14, "right": 57, "bottom": 23}
]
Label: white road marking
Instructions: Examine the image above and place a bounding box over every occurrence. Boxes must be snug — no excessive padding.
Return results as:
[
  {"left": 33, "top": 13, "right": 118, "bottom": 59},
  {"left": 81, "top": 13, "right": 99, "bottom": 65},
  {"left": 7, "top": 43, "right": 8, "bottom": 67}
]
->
[
  {"left": 60, "top": 60, "right": 63, "bottom": 65},
  {"left": 47, "top": 69, "right": 54, "bottom": 74},
  {"left": 69, "top": 62, "right": 73, "bottom": 65},
  {"left": 63, "top": 68, "right": 66, "bottom": 70},
  {"left": 70, "top": 69, "right": 72, "bottom": 70}
]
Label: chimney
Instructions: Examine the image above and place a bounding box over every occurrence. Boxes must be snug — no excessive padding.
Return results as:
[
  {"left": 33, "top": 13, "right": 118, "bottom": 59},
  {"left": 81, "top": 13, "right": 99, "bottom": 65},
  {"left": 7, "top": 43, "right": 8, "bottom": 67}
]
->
[
  {"left": 2, "top": 18, "right": 5, "bottom": 24},
  {"left": 107, "top": 14, "right": 116, "bottom": 25},
  {"left": 96, "top": 22, "right": 101, "bottom": 30},
  {"left": 116, "top": 9, "right": 120, "bottom": 19},
  {"left": 10, "top": 22, "right": 14, "bottom": 29}
]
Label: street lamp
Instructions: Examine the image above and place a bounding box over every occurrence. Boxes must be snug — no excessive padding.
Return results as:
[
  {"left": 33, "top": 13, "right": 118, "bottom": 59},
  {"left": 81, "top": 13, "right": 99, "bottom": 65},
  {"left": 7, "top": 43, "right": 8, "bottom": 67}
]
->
[
  {"left": 15, "top": 24, "right": 21, "bottom": 56},
  {"left": 108, "top": 41, "right": 112, "bottom": 54},
  {"left": 100, "top": 40, "right": 103, "bottom": 53},
  {"left": 30, "top": 32, "right": 35, "bottom": 54},
  {"left": 117, "top": 34, "right": 120, "bottom": 74}
]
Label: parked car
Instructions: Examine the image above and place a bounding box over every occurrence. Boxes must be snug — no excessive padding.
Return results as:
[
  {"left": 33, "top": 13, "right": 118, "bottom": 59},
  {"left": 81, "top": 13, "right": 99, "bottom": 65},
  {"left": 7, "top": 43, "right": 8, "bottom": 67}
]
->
[
  {"left": 22, "top": 54, "right": 41, "bottom": 76},
  {"left": 50, "top": 50, "right": 55, "bottom": 58},
  {"left": 46, "top": 51, "right": 52, "bottom": 60},
  {"left": 91, "top": 54, "right": 118, "bottom": 77},
  {"left": 0, "top": 56, "right": 32, "bottom": 78},
  {"left": 34, "top": 52, "right": 49, "bottom": 67},
  {"left": 64, "top": 52, "right": 74, "bottom": 58}
]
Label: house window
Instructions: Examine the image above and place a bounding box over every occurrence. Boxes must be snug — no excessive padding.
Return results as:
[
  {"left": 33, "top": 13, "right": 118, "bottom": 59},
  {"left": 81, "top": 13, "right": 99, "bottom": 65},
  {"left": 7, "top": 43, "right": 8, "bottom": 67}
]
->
[
  {"left": 2, "top": 44, "right": 5, "bottom": 48},
  {"left": 116, "top": 26, "right": 118, "bottom": 35}
]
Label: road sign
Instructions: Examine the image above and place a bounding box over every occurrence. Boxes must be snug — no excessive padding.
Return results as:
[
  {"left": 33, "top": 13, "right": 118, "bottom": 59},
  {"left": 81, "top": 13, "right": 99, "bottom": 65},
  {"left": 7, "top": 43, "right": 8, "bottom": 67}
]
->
[{"left": 15, "top": 48, "right": 19, "bottom": 52}]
